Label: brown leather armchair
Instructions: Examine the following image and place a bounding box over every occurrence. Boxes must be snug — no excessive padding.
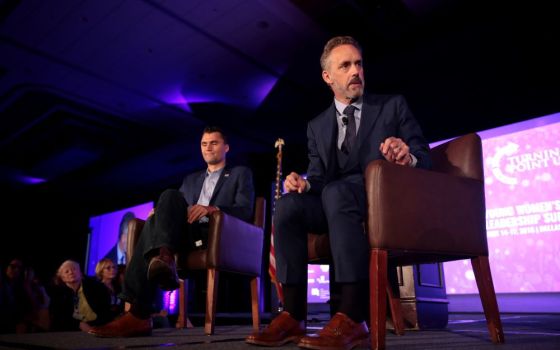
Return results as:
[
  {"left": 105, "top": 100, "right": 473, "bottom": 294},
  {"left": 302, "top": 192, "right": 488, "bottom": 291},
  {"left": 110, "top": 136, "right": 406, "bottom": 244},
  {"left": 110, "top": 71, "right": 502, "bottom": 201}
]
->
[
  {"left": 366, "top": 133, "right": 503, "bottom": 349},
  {"left": 127, "top": 197, "right": 266, "bottom": 335},
  {"left": 306, "top": 133, "right": 503, "bottom": 349}
]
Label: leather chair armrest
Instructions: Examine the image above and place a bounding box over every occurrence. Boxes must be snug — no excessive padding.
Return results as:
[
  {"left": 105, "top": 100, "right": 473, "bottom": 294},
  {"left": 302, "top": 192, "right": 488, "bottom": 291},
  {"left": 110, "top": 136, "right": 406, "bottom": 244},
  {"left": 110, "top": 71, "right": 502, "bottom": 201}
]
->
[
  {"left": 365, "top": 160, "right": 488, "bottom": 256},
  {"left": 206, "top": 211, "right": 264, "bottom": 276}
]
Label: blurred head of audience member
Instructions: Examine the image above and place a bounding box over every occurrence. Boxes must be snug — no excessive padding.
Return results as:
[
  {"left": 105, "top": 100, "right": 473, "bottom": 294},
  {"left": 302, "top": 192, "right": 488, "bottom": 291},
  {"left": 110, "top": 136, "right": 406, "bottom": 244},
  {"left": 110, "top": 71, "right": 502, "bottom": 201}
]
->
[
  {"left": 95, "top": 258, "right": 117, "bottom": 289},
  {"left": 5, "top": 258, "right": 24, "bottom": 281},
  {"left": 55, "top": 260, "right": 82, "bottom": 291}
]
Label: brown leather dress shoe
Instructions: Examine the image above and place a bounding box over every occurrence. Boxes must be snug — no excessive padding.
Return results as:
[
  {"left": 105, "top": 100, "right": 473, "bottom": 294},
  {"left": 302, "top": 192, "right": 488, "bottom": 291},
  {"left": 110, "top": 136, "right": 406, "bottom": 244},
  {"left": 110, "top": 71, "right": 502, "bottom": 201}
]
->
[
  {"left": 147, "top": 247, "right": 179, "bottom": 291},
  {"left": 246, "top": 311, "right": 306, "bottom": 346},
  {"left": 298, "top": 312, "right": 369, "bottom": 350},
  {"left": 88, "top": 312, "right": 152, "bottom": 337}
]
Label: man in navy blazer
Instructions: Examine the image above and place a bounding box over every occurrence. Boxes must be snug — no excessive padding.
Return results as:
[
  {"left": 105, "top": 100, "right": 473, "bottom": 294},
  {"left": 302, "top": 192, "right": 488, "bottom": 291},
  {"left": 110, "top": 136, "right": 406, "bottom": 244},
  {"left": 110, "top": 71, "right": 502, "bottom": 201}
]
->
[
  {"left": 90, "top": 126, "right": 254, "bottom": 337},
  {"left": 246, "top": 36, "right": 431, "bottom": 349}
]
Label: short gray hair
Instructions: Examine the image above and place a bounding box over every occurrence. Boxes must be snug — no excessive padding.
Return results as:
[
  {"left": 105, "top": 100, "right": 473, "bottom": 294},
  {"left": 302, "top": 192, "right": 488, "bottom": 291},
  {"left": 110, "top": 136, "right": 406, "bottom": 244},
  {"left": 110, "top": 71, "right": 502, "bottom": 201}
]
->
[{"left": 320, "top": 36, "right": 362, "bottom": 71}]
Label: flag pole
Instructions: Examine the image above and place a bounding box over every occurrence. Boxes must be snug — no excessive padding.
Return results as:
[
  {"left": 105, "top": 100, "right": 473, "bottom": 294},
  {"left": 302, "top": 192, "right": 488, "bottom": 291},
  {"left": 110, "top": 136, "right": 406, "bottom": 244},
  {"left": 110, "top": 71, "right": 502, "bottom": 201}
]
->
[{"left": 269, "top": 138, "right": 285, "bottom": 308}]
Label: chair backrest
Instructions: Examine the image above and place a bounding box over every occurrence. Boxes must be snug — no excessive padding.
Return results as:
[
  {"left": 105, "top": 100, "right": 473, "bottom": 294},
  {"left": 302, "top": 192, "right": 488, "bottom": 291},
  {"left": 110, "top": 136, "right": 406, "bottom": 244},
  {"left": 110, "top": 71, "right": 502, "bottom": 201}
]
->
[
  {"left": 430, "top": 133, "right": 484, "bottom": 181},
  {"left": 126, "top": 218, "right": 145, "bottom": 265}
]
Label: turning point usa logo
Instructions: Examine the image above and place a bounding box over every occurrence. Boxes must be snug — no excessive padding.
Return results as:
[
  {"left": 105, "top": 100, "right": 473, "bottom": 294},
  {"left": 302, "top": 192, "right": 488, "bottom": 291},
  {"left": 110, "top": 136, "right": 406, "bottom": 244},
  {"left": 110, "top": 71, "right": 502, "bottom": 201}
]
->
[{"left": 486, "top": 142, "right": 560, "bottom": 186}]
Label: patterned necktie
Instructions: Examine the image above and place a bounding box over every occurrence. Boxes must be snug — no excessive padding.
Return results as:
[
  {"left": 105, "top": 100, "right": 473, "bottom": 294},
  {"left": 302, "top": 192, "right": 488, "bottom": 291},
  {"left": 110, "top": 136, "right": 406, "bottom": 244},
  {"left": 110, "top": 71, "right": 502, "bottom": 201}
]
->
[{"left": 341, "top": 105, "right": 357, "bottom": 154}]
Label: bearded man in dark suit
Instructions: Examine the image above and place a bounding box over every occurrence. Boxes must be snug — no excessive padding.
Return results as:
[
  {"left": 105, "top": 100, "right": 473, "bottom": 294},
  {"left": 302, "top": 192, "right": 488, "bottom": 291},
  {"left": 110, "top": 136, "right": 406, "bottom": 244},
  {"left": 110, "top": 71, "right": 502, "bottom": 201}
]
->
[{"left": 246, "top": 36, "right": 431, "bottom": 350}]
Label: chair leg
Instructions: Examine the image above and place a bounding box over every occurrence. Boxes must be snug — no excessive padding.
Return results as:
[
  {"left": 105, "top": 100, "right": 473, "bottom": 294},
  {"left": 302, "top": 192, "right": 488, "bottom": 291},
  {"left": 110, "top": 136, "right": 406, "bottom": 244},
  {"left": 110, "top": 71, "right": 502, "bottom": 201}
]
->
[
  {"left": 176, "top": 279, "right": 193, "bottom": 329},
  {"left": 370, "top": 249, "right": 388, "bottom": 350},
  {"left": 387, "top": 283, "right": 405, "bottom": 336},
  {"left": 471, "top": 256, "right": 505, "bottom": 344},
  {"left": 250, "top": 276, "right": 260, "bottom": 331},
  {"left": 205, "top": 268, "right": 219, "bottom": 335}
]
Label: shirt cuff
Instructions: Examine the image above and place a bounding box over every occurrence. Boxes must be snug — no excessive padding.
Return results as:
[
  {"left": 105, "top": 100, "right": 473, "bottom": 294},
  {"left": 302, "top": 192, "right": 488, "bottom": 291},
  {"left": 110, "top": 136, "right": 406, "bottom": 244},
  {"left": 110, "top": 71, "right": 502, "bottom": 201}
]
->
[{"left": 409, "top": 153, "right": 418, "bottom": 167}]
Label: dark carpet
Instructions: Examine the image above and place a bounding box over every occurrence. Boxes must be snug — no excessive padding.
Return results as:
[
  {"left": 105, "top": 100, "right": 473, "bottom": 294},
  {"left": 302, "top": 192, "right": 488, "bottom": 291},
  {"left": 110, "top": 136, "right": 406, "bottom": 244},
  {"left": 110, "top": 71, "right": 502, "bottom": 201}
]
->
[{"left": 1, "top": 313, "right": 558, "bottom": 350}]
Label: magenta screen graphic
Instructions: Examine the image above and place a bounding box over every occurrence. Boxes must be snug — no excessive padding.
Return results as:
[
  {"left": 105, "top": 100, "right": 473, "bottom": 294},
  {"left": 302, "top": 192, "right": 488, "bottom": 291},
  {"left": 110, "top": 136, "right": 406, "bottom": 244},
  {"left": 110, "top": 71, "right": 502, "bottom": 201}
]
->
[
  {"left": 444, "top": 113, "right": 560, "bottom": 294},
  {"left": 308, "top": 264, "right": 330, "bottom": 303}
]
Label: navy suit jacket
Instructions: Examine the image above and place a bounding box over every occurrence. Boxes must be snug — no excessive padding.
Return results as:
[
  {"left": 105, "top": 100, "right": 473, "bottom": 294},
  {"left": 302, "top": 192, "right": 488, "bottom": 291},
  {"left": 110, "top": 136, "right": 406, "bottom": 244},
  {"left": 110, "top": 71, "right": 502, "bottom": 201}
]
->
[
  {"left": 103, "top": 244, "right": 118, "bottom": 264},
  {"left": 103, "top": 244, "right": 126, "bottom": 265},
  {"left": 306, "top": 94, "right": 431, "bottom": 194},
  {"left": 178, "top": 165, "right": 254, "bottom": 223}
]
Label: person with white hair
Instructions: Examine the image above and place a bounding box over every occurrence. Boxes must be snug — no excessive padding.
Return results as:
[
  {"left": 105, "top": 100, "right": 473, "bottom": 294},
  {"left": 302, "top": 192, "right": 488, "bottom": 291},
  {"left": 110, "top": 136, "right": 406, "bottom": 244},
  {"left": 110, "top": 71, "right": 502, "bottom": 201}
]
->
[{"left": 48, "top": 260, "right": 114, "bottom": 332}]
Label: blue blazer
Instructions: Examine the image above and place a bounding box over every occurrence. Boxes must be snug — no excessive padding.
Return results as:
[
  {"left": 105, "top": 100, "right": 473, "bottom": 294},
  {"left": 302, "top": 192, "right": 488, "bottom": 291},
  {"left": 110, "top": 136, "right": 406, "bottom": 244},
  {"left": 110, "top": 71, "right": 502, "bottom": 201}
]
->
[
  {"left": 306, "top": 94, "right": 431, "bottom": 194},
  {"left": 178, "top": 165, "right": 254, "bottom": 223}
]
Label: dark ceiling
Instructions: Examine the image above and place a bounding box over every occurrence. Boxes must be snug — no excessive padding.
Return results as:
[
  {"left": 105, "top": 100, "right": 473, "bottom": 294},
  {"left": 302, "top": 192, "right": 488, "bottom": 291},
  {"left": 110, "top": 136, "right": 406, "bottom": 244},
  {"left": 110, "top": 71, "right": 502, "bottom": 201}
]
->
[{"left": 1, "top": 0, "right": 559, "bottom": 266}]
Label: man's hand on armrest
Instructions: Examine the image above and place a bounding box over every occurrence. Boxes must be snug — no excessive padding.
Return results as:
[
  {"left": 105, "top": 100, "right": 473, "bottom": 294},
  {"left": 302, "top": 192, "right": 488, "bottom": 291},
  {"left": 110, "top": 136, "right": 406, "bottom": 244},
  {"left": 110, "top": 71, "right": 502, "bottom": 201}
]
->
[
  {"left": 379, "top": 136, "right": 416, "bottom": 167},
  {"left": 187, "top": 204, "right": 219, "bottom": 224}
]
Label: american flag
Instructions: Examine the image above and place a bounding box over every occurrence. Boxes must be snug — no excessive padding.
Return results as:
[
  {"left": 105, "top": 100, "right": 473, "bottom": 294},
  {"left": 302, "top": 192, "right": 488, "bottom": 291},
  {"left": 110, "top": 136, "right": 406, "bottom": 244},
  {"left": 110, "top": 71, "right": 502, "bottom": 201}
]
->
[
  {"left": 269, "top": 138, "right": 284, "bottom": 304},
  {"left": 269, "top": 221, "right": 283, "bottom": 303}
]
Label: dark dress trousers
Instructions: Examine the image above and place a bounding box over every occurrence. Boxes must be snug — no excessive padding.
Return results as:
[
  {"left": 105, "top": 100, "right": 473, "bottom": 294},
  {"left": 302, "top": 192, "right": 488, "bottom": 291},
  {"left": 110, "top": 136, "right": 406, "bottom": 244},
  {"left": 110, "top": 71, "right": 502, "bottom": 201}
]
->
[
  {"left": 274, "top": 94, "right": 431, "bottom": 284},
  {"left": 121, "top": 166, "right": 254, "bottom": 312}
]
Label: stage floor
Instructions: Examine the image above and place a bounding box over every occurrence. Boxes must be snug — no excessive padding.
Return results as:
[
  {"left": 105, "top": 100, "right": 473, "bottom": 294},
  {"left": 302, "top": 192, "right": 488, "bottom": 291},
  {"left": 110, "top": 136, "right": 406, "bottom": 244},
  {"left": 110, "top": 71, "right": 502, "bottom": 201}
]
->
[{"left": 1, "top": 313, "right": 559, "bottom": 349}]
